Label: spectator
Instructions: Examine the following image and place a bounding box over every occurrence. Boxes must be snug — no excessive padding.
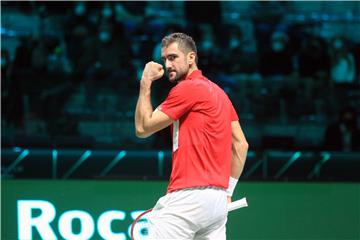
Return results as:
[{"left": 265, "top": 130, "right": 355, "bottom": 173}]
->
[
  {"left": 296, "top": 34, "right": 332, "bottom": 116},
  {"left": 298, "top": 34, "right": 330, "bottom": 79},
  {"left": 41, "top": 37, "right": 75, "bottom": 136},
  {"left": 1, "top": 49, "right": 12, "bottom": 126},
  {"left": 222, "top": 24, "right": 259, "bottom": 74},
  {"left": 324, "top": 106, "right": 360, "bottom": 151},
  {"left": 193, "top": 23, "right": 220, "bottom": 78},
  {"left": 329, "top": 36, "right": 356, "bottom": 85},
  {"left": 250, "top": 1, "right": 290, "bottom": 55},
  {"left": 64, "top": 1, "right": 95, "bottom": 83},
  {"left": 81, "top": 19, "right": 134, "bottom": 108},
  {"left": 352, "top": 42, "right": 360, "bottom": 84},
  {"left": 29, "top": 32, "right": 51, "bottom": 119},
  {"left": 260, "top": 31, "right": 294, "bottom": 77},
  {"left": 1, "top": 49, "right": 11, "bottom": 94},
  {"left": 6, "top": 36, "right": 34, "bottom": 130}
]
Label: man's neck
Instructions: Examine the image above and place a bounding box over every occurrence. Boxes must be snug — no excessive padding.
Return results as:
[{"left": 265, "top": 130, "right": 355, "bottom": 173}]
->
[{"left": 178, "top": 65, "right": 198, "bottom": 83}]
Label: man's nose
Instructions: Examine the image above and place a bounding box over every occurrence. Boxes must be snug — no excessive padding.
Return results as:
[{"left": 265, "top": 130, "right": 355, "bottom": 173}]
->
[{"left": 165, "top": 59, "right": 172, "bottom": 69}]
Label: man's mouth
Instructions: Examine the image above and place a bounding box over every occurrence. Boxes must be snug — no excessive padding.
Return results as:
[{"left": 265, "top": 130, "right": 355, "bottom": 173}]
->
[{"left": 168, "top": 71, "right": 176, "bottom": 78}]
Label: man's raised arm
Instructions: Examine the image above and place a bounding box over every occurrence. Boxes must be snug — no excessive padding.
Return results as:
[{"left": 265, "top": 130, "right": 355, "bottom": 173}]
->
[{"left": 135, "top": 61, "right": 173, "bottom": 138}]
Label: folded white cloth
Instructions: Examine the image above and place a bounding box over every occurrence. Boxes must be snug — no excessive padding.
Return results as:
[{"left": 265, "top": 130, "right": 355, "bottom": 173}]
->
[{"left": 228, "top": 197, "right": 248, "bottom": 212}]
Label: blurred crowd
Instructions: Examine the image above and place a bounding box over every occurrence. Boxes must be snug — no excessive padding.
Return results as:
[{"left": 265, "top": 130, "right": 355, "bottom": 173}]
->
[{"left": 1, "top": 1, "right": 360, "bottom": 150}]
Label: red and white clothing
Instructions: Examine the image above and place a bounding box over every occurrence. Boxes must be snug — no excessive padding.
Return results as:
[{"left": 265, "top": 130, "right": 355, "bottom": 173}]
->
[
  {"left": 148, "top": 187, "right": 228, "bottom": 239},
  {"left": 148, "top": 70, "right": 239, "bottom": 239},
  {"left": 158, "top": 70, "right": 239, "bottom": 193}
]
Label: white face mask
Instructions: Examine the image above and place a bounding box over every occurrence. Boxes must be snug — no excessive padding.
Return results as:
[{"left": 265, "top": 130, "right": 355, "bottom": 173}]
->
[
  {"left": 102, "top": 7, "right": 113, "bottom": 18},
  {"left": 99, "top": 31, "right": 111, "bottom": 42},
  {"left": 230, "top": 38, "right": 240, "bottom": 49},
  {"left": 74, "top": 4, "right": 86, "bottom": 16},
  {"left": 202, "top": 40, "right": 213, "bottom": 51},
  {"left": 272, "top": 41, "right": 285, "bottom": 52},
  {"left": 334, "top": 39, "right": 343, "bottom": 49}
]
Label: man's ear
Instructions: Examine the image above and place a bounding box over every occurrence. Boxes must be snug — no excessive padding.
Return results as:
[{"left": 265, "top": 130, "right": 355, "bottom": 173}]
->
[{"left": 187, "top": 52, "right": 196, "bottom": 65}]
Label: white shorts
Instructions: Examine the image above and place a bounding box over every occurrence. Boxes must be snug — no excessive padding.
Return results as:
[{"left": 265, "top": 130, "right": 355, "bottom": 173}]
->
[{"left": 148, "top": 186, "right": 228, "bottom": 240}]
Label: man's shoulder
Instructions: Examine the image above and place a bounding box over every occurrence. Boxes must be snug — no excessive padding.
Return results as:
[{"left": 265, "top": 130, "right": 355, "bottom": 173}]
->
[
  {"left": 173, "top": 78, "right": 201, "bottom": 90},
  {"left": 167, "top": 80, "right": 196, "bottom": 99},
  {"left": 171, "top": 74, "right": 221, "bottom": 95}
]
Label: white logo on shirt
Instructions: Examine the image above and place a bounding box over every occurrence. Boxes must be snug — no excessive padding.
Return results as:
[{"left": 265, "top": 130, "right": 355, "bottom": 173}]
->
[{"left": 173, "top": 120, "right": 179, "bottom": 152}]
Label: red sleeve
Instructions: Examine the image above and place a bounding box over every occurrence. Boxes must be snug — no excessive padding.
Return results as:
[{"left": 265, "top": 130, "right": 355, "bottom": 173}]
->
[{"left": 158, "top": 82, "right": 195, "bottom": 120}]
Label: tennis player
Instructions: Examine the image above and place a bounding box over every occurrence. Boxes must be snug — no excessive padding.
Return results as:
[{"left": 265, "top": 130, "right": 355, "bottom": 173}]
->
[{"left": 135, "top": 32, "right": 248, "bottom": 239}]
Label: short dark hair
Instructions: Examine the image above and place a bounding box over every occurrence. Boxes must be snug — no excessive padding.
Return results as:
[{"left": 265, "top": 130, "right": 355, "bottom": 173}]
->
[{"left": 162, "top": 32, "right": 198, "bottom": 64}]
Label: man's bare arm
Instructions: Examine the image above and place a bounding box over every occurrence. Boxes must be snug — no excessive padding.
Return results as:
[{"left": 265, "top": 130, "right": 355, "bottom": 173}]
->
[
  {"left": 135, "top": 62, "right": 173, "bottom": 138},
  {"left": 230, "top": 121, "right": 248, "bottom": 178},
  {"left": 227, "top": 121, "right": 248, "bottom": 202}
]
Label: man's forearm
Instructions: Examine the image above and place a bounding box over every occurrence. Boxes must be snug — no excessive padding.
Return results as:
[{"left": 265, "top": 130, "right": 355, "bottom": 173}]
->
[
  {"left": 227, "top": 140, "right": 248, "bottom": 199},
  {"left": 231, "top": 141, "right": 248, "bottom": 179},
  {"left": 135, "top": 61, "right": 171, "bottom": 138},
  {"left": 135, "top": 79, "right": 153, "bottom": 137}
]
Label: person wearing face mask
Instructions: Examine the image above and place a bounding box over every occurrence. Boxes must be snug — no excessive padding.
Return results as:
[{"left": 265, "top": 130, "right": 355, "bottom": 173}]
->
[
  {"left": 94, "top": 22, "right": 124, "bottom": 73},
  {"left": 64, "top": 1, "right": 96, "bottom": 84},
  {"left": 74, "top": 2, "right": 86, "bottom": 16},
  {"left": 196, "top": 24, "right": 218, "bottom": 74},
  {"left": 324, "top": 106, "right": 360, "bottom": 151},
  {"left": 223, "top": 26, "right": 243, "bottom": 74},
  {"left": 1, "top": 49, "right": 10, "bottom": 78},
  {"left": 260, "top": 31, "right": 294, "bottom": 77},
  {"left": 330, "top": 36, "right": 356, "bottom": 85},
  {"left": 81, "top": 20, "right": 134, "bottom": 109},
  {"left": 98, "top": 29, "right": 111, "bottom": 43},
  {"left": 1, "top": 49, "right": 12, "bottom": 125},
  {"left": 102, "top": 3, "right": 114, "bottom": 19},
  {"left": 222, "top": 25, "right": 259, "bottom": 75}
]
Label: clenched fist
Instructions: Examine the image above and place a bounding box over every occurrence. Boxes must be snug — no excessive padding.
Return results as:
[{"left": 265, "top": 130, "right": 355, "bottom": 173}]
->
[{"left": 141, "top": 61, "right": 165, "bottom": 82}]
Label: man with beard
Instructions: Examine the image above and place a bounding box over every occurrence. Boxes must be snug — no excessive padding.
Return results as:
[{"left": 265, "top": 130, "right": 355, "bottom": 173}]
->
[{"left": 135, "top": 33, "right": 248, "bottom": 239}]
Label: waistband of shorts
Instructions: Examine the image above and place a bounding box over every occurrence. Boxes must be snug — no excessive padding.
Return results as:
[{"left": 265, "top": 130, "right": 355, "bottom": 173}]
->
[{"left": 172, "top": 186, "right": 226, "bottom": 193}]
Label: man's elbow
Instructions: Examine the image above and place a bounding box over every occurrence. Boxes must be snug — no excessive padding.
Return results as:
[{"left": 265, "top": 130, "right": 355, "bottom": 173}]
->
[
  {"left": 233, "top": 139, "right": 249, "bottom": 151},
  {"left": 135, "top": 128, "right": 152, "bottom": 138},
  {"left": 241, "top": 140, "right": 249, "bottom": 151},
  {"left": 135, "top": 130, "right": 146, "bottom": 138}
]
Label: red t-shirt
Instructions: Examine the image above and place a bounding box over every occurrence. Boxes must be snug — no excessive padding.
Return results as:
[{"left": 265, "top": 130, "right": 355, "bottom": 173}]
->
[{"left": 158, "top": 70, "right": 239, "bottom": 193}]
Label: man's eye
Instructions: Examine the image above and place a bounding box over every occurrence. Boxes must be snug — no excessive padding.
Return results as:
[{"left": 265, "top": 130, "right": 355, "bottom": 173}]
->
[{"left": 168, "top": 56, "right": 175, "bottom": 61}]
